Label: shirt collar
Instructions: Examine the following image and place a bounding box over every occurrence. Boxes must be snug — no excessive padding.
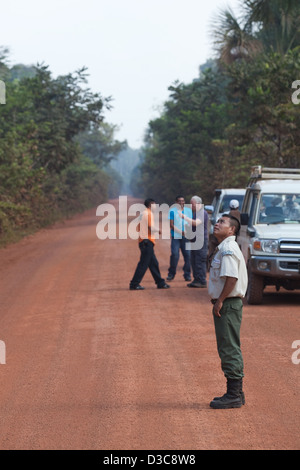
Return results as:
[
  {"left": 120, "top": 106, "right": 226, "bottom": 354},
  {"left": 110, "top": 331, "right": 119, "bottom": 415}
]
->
[{"left": 217, "top": 235, "right": 236, "bottom": 251}]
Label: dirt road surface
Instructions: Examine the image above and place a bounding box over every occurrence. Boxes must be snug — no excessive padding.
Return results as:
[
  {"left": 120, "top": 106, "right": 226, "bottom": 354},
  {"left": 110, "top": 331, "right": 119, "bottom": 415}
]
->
[{"left": 0, "top": 198, "right": 299, "bottom": 450}]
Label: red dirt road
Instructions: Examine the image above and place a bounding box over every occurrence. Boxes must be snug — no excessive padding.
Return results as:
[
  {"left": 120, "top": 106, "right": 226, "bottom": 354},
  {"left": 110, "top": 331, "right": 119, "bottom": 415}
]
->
[{"left": 0, "top": 199, "right": 299, "bottom": 450}]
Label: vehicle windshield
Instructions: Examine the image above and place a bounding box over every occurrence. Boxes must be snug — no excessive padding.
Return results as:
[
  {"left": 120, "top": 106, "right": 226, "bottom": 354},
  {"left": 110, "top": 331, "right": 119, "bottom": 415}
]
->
[
  {"left": 256, "top": 193, "right": 300, "bottom": 224},
  {"left": 219, "top": 194, "right": 244, "bottom": 213}
]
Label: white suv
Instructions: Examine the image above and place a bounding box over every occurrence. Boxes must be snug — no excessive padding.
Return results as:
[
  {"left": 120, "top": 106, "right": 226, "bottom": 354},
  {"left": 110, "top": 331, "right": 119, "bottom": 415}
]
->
[
  {"left": 205, "top": 188, "right": 246, "bottom": 235},
  {"left": 239, "top": 166, "right": 300, "bottom": 304}
]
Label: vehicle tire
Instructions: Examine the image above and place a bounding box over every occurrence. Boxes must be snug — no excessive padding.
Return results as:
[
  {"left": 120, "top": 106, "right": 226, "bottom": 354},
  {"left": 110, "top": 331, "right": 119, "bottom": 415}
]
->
[{"left": 247, "top": 270, "right": 264, "bottom": 305}]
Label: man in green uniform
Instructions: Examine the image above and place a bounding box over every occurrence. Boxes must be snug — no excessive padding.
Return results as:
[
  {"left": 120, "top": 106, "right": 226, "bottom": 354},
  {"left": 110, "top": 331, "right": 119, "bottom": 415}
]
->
[{"left": 208, "top": 214, "right": 248, "bottom": 409}]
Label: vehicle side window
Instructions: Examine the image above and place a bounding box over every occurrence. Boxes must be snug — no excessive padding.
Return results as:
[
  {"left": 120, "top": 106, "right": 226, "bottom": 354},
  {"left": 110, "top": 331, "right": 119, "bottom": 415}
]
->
[
  {"left": 249, "top": 193, "right": 259, "bottom": 225},
  {"left": 243, "top": 191, "right": 253, "bottom": 215},
  {"left": 219, "top": 195, "right": 244, "bottom": 213},
  {"left": 212, "top": 195, "right": 221, "bottom": 221}
]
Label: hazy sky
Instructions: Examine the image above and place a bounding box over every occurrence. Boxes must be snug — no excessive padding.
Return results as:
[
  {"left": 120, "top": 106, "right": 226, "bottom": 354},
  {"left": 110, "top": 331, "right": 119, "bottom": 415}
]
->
[{"left": 2, "top": 0, "right": 241, "bottom": 148}]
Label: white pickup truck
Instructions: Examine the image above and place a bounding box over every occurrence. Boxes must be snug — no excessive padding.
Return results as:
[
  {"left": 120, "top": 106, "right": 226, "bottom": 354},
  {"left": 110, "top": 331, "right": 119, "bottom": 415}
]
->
[{"left": 239, "top": 166, "right": 300, "bottom": 304}]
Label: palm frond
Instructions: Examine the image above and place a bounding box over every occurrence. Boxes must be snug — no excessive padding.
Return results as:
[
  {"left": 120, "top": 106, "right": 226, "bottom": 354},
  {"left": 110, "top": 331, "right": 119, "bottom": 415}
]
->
[{"left": 211, "top": 6, "right": 262, "bottom": 64}]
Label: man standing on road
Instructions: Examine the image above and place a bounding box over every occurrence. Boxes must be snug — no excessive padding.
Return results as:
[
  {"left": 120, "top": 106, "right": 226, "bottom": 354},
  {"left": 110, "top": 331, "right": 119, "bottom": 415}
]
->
[
  {"left": 180, "top": 196, "right": 208, "bottom": 288},
  {"left": 166, "top": 195, "right": 192, "bottom": 282},
  {"left": 129, "top": 198, "right": 170, "bottom": 291},
  {"left": 207, "top": 198, "right": 241, "bottom": 270},
  {"left": 208, "top": 214, "right": 248, "bottom": 409}
]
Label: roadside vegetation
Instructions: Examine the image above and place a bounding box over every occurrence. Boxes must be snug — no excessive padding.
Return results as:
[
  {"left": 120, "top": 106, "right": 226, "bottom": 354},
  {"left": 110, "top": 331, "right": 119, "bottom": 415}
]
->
[
  {"left": 132, "top": 0, "right": 300, "bottom": 203},
  {"left": 0, "top": 49, "right": 125, "bottom": 245},
  {"left": 2, "top": 1, "right": 300, "bottom": 244}
]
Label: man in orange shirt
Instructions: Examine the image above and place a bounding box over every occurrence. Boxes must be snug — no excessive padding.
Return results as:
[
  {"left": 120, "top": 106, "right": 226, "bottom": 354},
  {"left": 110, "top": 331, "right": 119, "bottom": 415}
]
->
[{"left": 129, "top": 198, "right": 170, "bottom": 290}]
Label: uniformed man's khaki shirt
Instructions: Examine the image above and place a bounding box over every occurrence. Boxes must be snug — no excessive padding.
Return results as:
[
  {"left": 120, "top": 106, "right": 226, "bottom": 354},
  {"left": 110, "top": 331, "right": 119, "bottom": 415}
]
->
[{"left": 208, "top": 235, "right": 248, "bottom": 300}]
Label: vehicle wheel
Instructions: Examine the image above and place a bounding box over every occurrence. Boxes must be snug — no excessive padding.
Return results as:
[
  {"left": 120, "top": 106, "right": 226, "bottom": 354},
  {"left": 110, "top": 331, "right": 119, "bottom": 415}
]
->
[{"left": 247, "top": 270, "right": 264, "bottom": 305}]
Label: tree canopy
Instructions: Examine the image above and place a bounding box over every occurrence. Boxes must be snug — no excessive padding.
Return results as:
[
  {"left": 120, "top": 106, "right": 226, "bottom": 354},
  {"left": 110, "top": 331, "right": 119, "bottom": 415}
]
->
[
  {"left": 0, "top": 51, "right": 124, "bottom": 244},
  {"left": 132, "top": 0, "right": 300, "bottom": 204}
]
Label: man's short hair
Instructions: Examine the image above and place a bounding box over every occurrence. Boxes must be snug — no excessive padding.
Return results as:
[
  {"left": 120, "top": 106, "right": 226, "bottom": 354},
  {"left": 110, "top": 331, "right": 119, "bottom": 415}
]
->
[
  {"left": 222, "top": 213, "right": 241, "bottom": 236},
  {"left": 175, "top": 195, "right": 185, "bottom": 201},
  {"left": 191, "top": 195, "right": 202, "bottom": 204},
  {"left": 144, "top": 198, "right": 155, "bottom": 208}
]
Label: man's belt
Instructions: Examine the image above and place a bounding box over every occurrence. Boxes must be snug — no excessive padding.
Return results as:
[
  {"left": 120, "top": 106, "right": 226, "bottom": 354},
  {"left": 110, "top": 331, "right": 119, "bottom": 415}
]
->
[{"left": 211, "top": 297, "right": 241, "bottom": 305}]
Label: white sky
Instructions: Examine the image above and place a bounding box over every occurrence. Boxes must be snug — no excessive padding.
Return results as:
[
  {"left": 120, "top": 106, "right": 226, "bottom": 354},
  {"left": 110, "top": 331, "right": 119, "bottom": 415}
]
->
[{"left": 2, "top": 0, "right": 241, "bottom": 148}]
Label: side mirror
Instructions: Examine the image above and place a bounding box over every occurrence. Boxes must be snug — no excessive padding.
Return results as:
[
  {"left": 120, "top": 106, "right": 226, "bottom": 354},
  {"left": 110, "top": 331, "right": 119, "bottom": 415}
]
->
[
  {"left": 240, "top": 213, "right": 249, "bottom": 225},
  {"left": 247, "top": 227, "right": 256, "bottom": 238},
  {"left": 205, "top": 205, "right": 214, "bottom": 215}
]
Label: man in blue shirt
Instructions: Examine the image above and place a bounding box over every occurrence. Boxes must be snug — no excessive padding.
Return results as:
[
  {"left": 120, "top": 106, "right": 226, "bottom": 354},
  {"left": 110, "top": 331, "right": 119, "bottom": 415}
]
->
[{"left": 166, "top": 195, "right": 192, "bottom": 281}]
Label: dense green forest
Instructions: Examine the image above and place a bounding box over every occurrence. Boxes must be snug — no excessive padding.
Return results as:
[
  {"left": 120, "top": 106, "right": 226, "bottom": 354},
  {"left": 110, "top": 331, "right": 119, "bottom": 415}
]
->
[
  {"left": 2, "top": 0, "right": 300, "bottom": 244},
  {"left": 132, "top": 0, "right": 300, "bottom": 204},
  {"left": 0, "top": 47, "right": 125, "bottom": 245}
]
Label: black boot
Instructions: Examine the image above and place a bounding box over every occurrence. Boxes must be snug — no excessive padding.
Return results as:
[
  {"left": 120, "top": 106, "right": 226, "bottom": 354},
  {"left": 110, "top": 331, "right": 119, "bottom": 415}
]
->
[
  {"left": 210, "top": 378, "right": 243, "bottom": 409},
  {"left": 212, "top": 378, "right": 245, "bottom": 405}
]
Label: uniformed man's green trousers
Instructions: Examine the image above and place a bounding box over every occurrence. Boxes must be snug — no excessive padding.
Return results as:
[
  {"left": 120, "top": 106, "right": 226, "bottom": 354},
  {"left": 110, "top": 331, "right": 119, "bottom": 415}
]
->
[{"left": 213, "top": 297, "right": 244, "bottom": 380}]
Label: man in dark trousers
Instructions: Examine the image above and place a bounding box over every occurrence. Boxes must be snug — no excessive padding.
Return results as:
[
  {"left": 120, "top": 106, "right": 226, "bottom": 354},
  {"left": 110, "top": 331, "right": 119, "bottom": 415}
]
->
[
  {"left": 129, "top": 198, "right": 170, "bottom": 291},
  {"left": 166, "top": 195, "right": 191, "bottom": 282},
  {"left": 208, "top": 213, "right": 248, "bottom": 409},
  {"left": 180, "top": 195, "right": 208, "bottom": 287}
]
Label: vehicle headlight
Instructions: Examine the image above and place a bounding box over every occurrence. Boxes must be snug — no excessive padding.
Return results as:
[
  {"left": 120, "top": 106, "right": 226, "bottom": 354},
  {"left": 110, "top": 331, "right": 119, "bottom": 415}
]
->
[{"left": 253, "top": 239, "right": 279, "bottom": 253}]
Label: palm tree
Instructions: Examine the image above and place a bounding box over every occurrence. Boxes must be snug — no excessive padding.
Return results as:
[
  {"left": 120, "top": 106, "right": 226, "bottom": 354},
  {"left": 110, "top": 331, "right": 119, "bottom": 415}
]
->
[
  {"left": 244, "top": 0, "right": 300, "bottom": 54},
  {"left": 211, "top": 0, "right": 300, "bottom": 64},
  {"left": 211, "top": 6, "right": 262, "bottom": 64}
]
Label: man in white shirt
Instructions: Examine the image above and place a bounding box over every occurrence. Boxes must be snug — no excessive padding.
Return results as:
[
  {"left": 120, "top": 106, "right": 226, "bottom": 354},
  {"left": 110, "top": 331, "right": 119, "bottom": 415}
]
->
[{"left": 208, "top": 214, "right": 248, "bottom": 409}]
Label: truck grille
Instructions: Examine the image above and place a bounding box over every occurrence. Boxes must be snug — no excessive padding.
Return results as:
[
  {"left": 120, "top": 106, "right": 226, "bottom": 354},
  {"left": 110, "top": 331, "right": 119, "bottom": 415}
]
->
[
  {"left": 280, "top": 261, "right": 300, "bottom": 271},
  {"left": 279, "top": 240, "right": 300, "bottom": 255}
]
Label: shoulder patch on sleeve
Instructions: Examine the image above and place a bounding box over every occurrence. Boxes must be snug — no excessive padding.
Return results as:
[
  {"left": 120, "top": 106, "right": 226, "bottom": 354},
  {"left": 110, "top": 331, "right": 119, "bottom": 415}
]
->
[{"left": 221, "top": 250, "right": 234, "bottom": 257}]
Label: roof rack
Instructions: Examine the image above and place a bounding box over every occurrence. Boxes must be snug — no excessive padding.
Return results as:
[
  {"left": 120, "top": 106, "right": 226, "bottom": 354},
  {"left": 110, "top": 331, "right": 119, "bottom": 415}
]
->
[{"left": 249, "top": 166, "right": 300, "bottom": 185}]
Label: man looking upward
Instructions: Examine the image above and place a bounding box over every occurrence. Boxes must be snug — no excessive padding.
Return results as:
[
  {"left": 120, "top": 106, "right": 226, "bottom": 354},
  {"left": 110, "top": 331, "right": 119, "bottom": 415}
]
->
[{"left": 208, "top": 214, "right": 248, "bottom": 409}]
